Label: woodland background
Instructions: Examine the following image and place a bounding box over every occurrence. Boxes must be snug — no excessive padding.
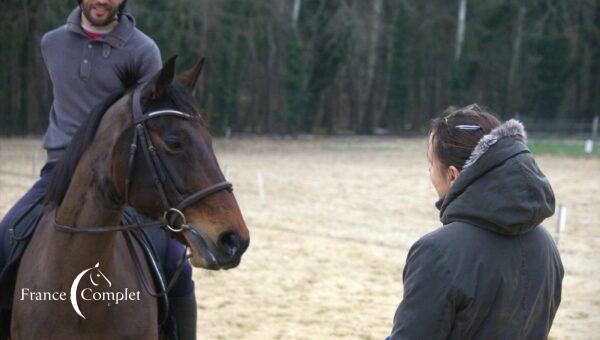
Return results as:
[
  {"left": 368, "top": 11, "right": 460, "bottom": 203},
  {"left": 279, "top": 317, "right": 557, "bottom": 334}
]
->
[{"left": 0, "top": 0, "right": 598, "bottom": 135}]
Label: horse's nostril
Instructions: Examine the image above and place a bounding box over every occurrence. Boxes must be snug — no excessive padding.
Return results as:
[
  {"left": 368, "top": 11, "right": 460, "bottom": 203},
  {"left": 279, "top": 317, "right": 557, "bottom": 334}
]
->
[{"left": 218, "top": 231, "right": 242, "bottom": 257}]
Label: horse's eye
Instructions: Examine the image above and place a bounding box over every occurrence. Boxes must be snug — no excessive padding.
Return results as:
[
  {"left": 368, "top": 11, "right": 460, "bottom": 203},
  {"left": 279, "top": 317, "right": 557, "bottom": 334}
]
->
[{"left": 165, "top": 137, "right": 184, "bottom": 152}]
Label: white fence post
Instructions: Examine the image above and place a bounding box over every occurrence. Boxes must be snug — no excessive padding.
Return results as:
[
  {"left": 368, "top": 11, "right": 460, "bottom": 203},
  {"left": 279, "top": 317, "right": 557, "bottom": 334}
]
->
[
  {"left": 223, "top": 165, "right": 229, "bottom": 180},
  {"left": 557, "top": 205, "right": 567, "bottom": 234},
  {"left": 257, "top": 171, "right": 265, "bottom": 205},
  {"left": 32, "top": 150, "right": 38, "bottom": 175},
  {"left": 585, "top": 140, "right": 593, "bottom": 153},
  {"left": 586, "top": 116, "right": 599, "bottom": 154},
  {"left": 555, "top": 205, "right": 567, "bottom": 245},
  {"left": 225, "top": 127, "right": 232, "bottom": 149}
]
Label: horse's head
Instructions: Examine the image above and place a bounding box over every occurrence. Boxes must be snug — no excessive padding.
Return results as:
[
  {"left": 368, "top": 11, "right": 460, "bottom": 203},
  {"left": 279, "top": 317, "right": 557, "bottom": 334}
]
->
[{"left": 110, "top": 56, "right": 249, "bottom": 270}]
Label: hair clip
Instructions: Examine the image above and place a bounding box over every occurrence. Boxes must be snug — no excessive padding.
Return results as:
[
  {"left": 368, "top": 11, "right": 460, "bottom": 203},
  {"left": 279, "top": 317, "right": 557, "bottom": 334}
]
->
[{"left": 455, "top": 124, "right": 481, "bottom": 130}]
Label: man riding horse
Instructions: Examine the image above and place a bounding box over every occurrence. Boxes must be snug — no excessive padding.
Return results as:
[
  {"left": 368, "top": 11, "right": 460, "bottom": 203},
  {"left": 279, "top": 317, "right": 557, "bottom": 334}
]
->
[{"left": 0, "top": 0, "right": 197, "bottom": 338}]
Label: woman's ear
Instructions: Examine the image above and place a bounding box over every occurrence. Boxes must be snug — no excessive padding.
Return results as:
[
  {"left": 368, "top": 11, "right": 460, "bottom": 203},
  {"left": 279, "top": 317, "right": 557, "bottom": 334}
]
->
[{"left": 447, "top": 165, "right": 461, "bottom": 185}]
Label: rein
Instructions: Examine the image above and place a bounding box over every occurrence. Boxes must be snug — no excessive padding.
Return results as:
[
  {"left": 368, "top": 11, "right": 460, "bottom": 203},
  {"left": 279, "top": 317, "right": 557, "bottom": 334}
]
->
[{"left": 52, "top": 84, "right": 232, "bottom": 297}]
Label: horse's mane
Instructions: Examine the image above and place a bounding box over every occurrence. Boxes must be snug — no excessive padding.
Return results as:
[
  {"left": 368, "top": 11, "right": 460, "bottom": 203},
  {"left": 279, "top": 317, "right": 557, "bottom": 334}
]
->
[{"left": 44, "top": 81, "right": 205, "bottom": 208}]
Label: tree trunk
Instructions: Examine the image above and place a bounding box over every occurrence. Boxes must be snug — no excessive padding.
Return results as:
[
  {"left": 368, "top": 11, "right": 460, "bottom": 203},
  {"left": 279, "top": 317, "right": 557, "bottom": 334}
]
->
[
  {"left": 360, "top": 0, "right": 383, "bottom": 134},
  {"left": 292, "top": 0, "right": 301, "bottom": 30},
  {"left": 506, "top": 4, "right": 526, "bottom": 114},
  {"left": 455, "top": 0, "right": 467, "bottom": 61}
]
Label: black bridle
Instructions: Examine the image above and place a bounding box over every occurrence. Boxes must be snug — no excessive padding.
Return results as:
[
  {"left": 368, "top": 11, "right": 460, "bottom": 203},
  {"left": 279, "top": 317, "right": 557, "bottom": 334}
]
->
[
  {"left": 122, "top": 84, "right": 232, "bottom": 233},
  {"left": 52, "top": 84, "right": 232, "bottom": 297}
]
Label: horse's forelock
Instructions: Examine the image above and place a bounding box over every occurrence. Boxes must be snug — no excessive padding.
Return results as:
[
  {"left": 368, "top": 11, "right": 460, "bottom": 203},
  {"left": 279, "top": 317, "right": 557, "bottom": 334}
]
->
[{"left": 165, "top": 81, "right": 207, "bottom": 125}]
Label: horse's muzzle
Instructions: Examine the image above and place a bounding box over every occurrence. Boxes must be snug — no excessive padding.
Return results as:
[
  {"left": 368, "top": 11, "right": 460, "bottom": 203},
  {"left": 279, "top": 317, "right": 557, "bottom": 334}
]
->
[{"left": 183, "top": 226, "right": 249, "bottom": 270}]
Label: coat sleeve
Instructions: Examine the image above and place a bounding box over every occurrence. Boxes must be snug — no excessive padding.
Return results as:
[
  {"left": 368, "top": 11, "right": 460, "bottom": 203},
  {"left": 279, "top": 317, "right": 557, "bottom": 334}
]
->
[
  {"left": 389, "top": 238, "right": 458, "bottom": 340},
  {"left": 135, "top": 40, "right": 162, "bottom": 84}
]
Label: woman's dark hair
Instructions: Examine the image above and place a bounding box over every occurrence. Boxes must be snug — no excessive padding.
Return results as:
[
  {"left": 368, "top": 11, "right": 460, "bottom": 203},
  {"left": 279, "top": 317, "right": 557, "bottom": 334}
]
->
[{"left": 429, "top": 104, "right": 501, "bottom": 170}]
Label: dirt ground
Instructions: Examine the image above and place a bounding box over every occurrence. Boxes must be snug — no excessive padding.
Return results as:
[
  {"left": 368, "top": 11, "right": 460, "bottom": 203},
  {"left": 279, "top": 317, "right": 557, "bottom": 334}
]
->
[{"left": 1, "top": 136, "right": 598, "bottom": 339}]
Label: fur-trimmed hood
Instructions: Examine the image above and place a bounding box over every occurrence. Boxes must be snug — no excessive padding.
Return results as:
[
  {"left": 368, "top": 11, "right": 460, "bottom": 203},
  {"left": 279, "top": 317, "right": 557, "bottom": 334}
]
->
[
  {"left": 437, "top": 119, "right": 555, "bottom": 235},
  {"left": 464, "top": 119, "right": 527, "bottom": 169}
]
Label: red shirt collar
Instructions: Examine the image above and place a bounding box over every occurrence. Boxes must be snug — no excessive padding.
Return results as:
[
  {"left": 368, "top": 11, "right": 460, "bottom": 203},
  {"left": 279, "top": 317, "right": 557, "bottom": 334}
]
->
[{"left": 82, "top": 27, "right": 105, "bottom": 40}]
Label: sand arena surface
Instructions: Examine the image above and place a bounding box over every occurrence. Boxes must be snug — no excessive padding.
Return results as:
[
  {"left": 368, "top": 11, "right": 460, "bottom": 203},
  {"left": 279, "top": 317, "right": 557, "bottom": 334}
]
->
[{"left": 1, "top": 136, "right": 598, "bottom": 339}]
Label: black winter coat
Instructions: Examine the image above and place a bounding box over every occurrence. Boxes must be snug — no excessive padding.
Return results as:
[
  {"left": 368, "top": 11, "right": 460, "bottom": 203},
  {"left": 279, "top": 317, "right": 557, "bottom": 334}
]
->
[{"left": 390, "top": 120, "right": 564, "bottom": 340}]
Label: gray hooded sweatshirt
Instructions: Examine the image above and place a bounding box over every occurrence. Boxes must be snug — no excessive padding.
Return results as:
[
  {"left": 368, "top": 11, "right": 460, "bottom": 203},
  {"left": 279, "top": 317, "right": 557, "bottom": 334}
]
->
[
  {"left": 41, "top": 7, "right": 161, "bottom": 162},
  {"left": 390, "top": 120, "right": 564, "bottom": 339}
]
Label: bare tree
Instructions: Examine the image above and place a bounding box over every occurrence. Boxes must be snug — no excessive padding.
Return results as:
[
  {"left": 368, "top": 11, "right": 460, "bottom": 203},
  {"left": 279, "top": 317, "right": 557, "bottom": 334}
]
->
[
  {"left": 455, "top": 0, "right": 467, "bottom": 61},
  {"left": 507, "top": 4, "right": 526, "bottom": 114}
]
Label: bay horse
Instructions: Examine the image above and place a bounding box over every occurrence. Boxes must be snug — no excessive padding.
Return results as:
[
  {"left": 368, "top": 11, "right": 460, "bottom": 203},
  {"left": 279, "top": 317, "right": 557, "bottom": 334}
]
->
[{"left": 10, "top": 56, "right": 249, "bottom": 339}]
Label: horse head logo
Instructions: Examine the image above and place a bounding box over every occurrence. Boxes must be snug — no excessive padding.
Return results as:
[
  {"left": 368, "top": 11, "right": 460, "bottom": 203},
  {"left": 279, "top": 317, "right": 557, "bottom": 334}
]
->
[
  {"left": 88, "top": 262, "right": 111, "bottom": 288},
  {"left": 70, "top": 262, "right": 111, "bottom": 319}
]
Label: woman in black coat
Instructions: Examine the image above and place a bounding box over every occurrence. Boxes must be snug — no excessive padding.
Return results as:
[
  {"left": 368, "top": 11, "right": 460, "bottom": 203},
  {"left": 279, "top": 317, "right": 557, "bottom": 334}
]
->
[{"left": 389, "top": 105, "right": 563, "bottom": 339}]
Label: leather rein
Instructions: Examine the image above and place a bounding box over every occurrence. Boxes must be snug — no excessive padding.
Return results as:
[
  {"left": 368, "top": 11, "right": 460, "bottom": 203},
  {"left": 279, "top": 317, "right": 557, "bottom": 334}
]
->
[{"left": 52, "top": 84, "right": 232, "bottom": 297}]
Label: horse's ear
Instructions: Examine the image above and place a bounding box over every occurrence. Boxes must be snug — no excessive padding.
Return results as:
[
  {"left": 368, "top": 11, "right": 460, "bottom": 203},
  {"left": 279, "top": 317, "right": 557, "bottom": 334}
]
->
[
  {"left": 179, "top": 57, "right": 205, "bottom": 90},
  {"left": 144, "top": 55, "right": 177, "bottom": 100}
]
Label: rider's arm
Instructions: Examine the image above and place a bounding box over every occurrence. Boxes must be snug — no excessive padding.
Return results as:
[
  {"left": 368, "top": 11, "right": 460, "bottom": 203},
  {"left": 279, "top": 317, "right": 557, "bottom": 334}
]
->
[{"left": 134, "top": 39, "right": 162, "bottom": 84}]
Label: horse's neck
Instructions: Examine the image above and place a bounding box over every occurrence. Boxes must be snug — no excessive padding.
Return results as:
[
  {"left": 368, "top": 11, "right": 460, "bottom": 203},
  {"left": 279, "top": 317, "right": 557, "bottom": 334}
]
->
[
  {"left": 56, "top": 170, "right": 122, "bottom": 230},
  {"left": 50, "top": 133, "right": 124, "bottom": 272}
]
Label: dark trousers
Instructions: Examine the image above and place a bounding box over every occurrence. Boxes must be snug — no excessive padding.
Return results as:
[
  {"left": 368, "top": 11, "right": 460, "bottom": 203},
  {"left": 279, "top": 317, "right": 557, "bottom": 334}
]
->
[{"left": 0, "top": 161, "right": 193, "bottom": 297}]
